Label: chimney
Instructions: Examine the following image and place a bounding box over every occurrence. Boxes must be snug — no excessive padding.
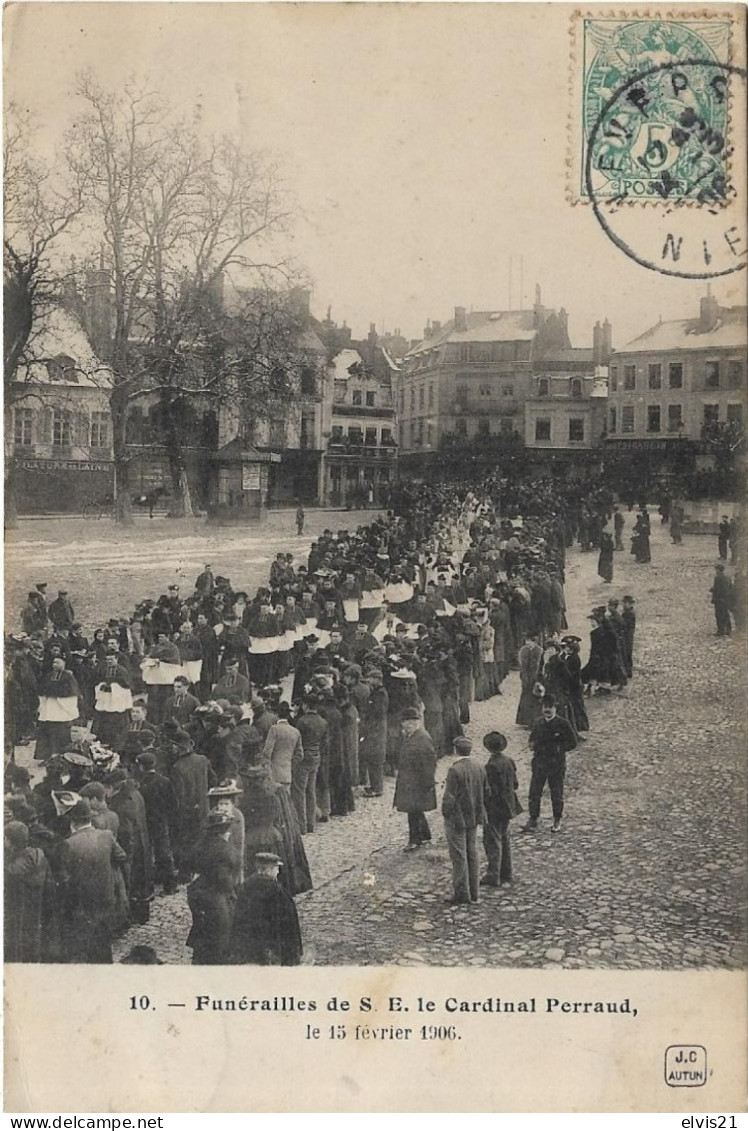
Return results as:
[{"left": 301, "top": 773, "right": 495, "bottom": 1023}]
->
[
  {"left": 533, "top": 285, "right": 545, "bottom": 328},
  {"left": 700, "top": 292, "right": 719, "bottom": 332},
  {"left": 592, "top": 320, "right": 603, "bottom": 366},
  {"left": 558, "top": 307, "right": 568, "bottom": 335},
  {"left": 423, "top": 319, "right": 432, "bottom": 340},
  {"left": 85, "top": 260, "right": 113, "bottom": 355},
  {"left": 602, "top": 318, "right": 613, "bottom": 363},
  {"left": 432, "top": 320, "right": 442, "bottom": 336},
  {"left": 368, "top": 322, "right": 377, "bottom": 347},
  {"left": 454, "top": 306, "right": 467, "bottom": 333}
]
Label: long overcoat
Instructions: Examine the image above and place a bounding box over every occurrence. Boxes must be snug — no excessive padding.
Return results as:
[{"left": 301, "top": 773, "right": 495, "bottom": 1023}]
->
[{"left": 393, "top": 727, "right": 437, "bottom": 813}]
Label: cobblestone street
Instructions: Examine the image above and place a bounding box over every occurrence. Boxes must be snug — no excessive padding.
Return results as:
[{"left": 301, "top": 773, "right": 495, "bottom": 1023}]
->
[
  {"left": 8, "top": 511, "right": 745, "bottom": 969},
  {"left": 78, "top": 513, "right": 744, "bottom": 970}
]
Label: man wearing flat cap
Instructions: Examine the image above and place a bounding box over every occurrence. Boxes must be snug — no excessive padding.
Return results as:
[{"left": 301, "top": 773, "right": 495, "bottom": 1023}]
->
[
  {"left": 394, "top": 706, "right": 437, "bottom": 850},
  {"left": 229, "top": 853, "right": 303, "bottom": 965}
]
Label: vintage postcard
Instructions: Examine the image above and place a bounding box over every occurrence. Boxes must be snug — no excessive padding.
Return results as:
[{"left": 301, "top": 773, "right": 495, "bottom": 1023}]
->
[{"left": 3, "top": 2, "right": 747, "bottom": 1114}]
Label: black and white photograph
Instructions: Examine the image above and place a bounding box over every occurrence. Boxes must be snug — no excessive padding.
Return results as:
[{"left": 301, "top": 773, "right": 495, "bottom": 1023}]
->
[{"left": 3, "top": 1, "right": 747, "bottom": 1114}]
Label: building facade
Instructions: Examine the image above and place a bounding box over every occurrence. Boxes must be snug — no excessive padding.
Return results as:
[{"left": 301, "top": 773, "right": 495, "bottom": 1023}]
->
[
  {"left": 397, "top": 290, "right": 609, "bottom": 475},
  {"left": 606, "top": 295, "right": 747, "bottom": 474},
  {"left": 6, "top": 305, "right": 115, "bottom": 513},
  {"left": 325, "top": 339, "right": 398, "bottom": 507}
]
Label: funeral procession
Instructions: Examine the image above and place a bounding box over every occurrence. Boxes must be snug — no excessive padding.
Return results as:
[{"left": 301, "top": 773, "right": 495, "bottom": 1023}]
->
[{"left": 4, "top": 25, "right": 746, "bottom": 972}]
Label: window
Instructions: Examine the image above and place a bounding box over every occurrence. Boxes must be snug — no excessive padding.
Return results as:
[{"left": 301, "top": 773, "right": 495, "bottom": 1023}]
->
[
  {"left": 352, "top": 390, "right": 363, "bottom": 406},
  {"left": 300, "top": 367, "right": 316, "bottom": 396},
  {"left": 535, "top": 418, "right": 551, "bottom": 442},
  {"left": 300, "top": 411, "right": 315, "bottom": 449},
  {"left": 365, "top": 427, "right": 377, "bottom": 446},
  {"left": 538, "top": 378, "right": 549, "bottom": 397},
  {"left": 330, "top": 425, "right": 344, "bottom": 442},
  {"left": 381, "top": 427, "right": 393, "bottom": 445},
  {"left": 621, "top": 406, "right": 635, "bottom": 433},
  {"left": 478, "top": 418, "right": 490, "bottom": 435},
  {"left": 455, "top": 384, "right": 468, "bottom": 409},
  {"left": 609, "top": 366, "right": 618, "bottom": 392},
  {"left": 90, "top": 411, "right": 109, "bottom": 448},
  {"left": 410, "top": 390, "right": 415, "bottom": 411},
  {"left": 479, "top": 383, "right": 491, "bottom": 397},
  {"left": 426, "top": 424, "right": 433, "bottom": 447},
  {"left": 500, "top": 416, "right": 514, "bottom": 435},
  {"left": 348, "top": 426, "right": 363, "bottom": 445},
  {"left": 570, "top": 379, "right": 582, "bottom": 399},
  {"left": 409, "top": 422, "right": 415, "bottom": 445},
  {"left": 648, "top": 363, "right": 662, "bottom": 390},
  {"left": 399, "top": 389, "right": 404, "bottom": 413},
  {"left": 417, "top": 420, "right": 424, "bottom": 445},
  {"left": 458, "top": 345, "right": 468, "bottom": 363},
  {"left": 609, "top": 406, "right": 617, "bottom": 433},
  {"left": 727, "top": 360, "right": 744, "bottom": 388},
  {"left": 14, "top": 407, "right": 33, "bottom": 447},
  {"left": 419, "top": 387, "right": 424, "bottom": 410},
  {"left": 365, "top": 390, "right": 375, "bottom": 407},
  {"left": 703, "top": 403, "right": 719, "bottom": 426},
  {"left": 647, "top": 405, "right": 661, "bottom": 433},
  {"left": 455, "top": 418, "right": 467, "bottom": 436},
  {"left": 568, "top": 417, "right": 584, "bottom": 441},
  {"left": 623, "top": 365, "right": 636, "bottom": 390},
  {"left": 705, "top": 361, "right": 720, "bottom": 388},
  {"left": 502, "top": 384, "right": 514, "bottom": 397},
  {"left": 727, "top": 403, "right": 743, "bottom": 425},
  {"left": 52, "top": 409, "right": 73, "bottom": 448},
  {"left": 269, "top": 417, "right": 286, "bottom": 447},
  {"left": 428, "top": 385, "right": 434, "bottom": 408},
  {"left": 669, "top": 363, "right": 683, "bottom": 389},
  {"left": 667, "top": 404, "right": 683, "bottom": 433}
]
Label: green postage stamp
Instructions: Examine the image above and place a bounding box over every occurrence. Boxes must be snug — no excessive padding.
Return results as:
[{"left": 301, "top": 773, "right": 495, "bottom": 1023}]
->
[{"left": 571, "top": 10, "right": 734, "bottom": 203}]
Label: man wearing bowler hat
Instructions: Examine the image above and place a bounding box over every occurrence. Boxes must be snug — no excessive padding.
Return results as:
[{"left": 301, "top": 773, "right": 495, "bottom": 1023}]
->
[
  {"left": 522, "top": 695, "right": 577, "bottom": 834},
  {"left": 229, "top": 852, "right": 303, "bottom": 965},
  {"left": 394, "top": 706, "right": 437, "bottom": 851}
]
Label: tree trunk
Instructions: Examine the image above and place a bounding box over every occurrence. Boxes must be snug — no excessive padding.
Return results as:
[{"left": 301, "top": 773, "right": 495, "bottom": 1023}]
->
[
  {"left": 110, "top": 393, "right": 133, "bottom": 526},
  {"left": 163, "top": 409, "right": 194, "bottom": 518},
  {"left": 4, "top": 458, "right": 19, "bottom": 530}
]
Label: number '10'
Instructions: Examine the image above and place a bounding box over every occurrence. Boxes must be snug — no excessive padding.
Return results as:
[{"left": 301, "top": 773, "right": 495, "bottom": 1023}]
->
[{"left": 130, "top": 995, "right": 151, "bottom": 1010}]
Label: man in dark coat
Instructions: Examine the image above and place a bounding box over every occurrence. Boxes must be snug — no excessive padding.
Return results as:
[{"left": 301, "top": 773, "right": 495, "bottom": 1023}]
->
[
  {"left": 48, "top": 589, "right": 75, "bottom": 632},
  {"left": 481, "top": 731, "right": 522, "bottom": 887},
  {"left": 58, "top": 798, "right": 127, "bottom": 963},
  {"left": 170, "top": 737, "right": 215, "bottom": 882},
  {"left": 212, "top": 658, "right": 251, "bottom": 703},
  {"left": 621, "top": 595, "right": 636, "bottom": 678},
  {"left": 717, "top": 516, "right": 730, "bottom": 560},
  {"left": 441, "top": 736, "right": 486, "bottom": 904},
  {"left": 195, "top": 613, "right": 220, "bottom": 700},
  {"left": 106, "top": 768, "right": 153, "bottom": 924},
  {"left": 4, "top": 820, "right": 59, "bottom": 962},
  {"left": 361, "top": 668, "right": 388, "bottom": 796},
  {"left": 186, "top": 811, "right": 240, "bottom": 964},
  {"left": 229, "top": 852, "right": 303, "bottom": 965},
  {"left": 136, "top": 751, "right": 179, "bottom": 894},
  {"left": 163, "top": 675, "right": 200, "bottom": 726},
  {"left": 523, "top": 696, "right": 578, "bottom": 834},
  {"left": 294, "top": 698, "right": 327, "bottom": 833},
  {"left": 710, "top": 563, "right": 734, "bottom": 636},
  {"left": 394, "top": 706, "right": 437, "bottom": 850}
]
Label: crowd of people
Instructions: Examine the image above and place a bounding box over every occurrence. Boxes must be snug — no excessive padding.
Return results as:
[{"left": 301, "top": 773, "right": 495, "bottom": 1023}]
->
[{"left": 11, "top": 469, "right": 738, "bottom": 964}]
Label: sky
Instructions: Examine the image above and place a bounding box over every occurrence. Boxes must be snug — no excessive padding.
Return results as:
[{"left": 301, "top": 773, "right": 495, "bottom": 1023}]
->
[{"left": 5, "top": 2, "right": 747, "bottom": 348}]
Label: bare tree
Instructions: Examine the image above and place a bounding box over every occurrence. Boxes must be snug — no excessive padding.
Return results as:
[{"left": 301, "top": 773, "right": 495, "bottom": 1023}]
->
[
  {"left": 70, "top": 75, "right": 304, "bottom": 519},
  {"left": 4, "top": 103, "right": 85, "bottom": 526}
]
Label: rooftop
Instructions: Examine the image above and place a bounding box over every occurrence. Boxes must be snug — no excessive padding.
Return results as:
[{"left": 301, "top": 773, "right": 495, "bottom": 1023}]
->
[
  {"left": 407, "top": 309, "right": 538, "bottom": 356},
  {"left": 14, "top": 305, "right": 112, "bottom": 388},
  {"left": 619, "top": 307, "right": 747, "bottom": 354}
]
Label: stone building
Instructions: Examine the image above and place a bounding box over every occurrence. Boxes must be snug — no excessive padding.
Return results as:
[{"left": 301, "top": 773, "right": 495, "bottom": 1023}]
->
[
  {"left": 6, "top": 304, "right": 115, "bottom": 513},
  {"left": 397, "top": 288, "right": 609, "bottom": 476},
  {"left": 605, "top": 294, "right": 747, "bottom": 479}
]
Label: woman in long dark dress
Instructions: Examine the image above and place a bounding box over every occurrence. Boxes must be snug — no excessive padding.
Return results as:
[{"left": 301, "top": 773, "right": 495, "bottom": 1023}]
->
[
  {"left": 597, "top": 531, "right": 614, "bottom": 583},
  {"left": 561, "top": 637, "right": 589, "bottom": 734}
]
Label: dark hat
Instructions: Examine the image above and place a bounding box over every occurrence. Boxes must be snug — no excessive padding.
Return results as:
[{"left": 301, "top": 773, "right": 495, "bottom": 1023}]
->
[
  {"left": 400, "top": 706, "right": 421, "bottom": 721},
  {"left": 622, "top": 595, "right": 635, "bottom": 602},
  {"left": 561, "top": 635, "right": 582, "bottom": 644},
  {"left": 35, "top": 583, "right": 48, "bottom": 590},
  {"left": 62, "top": 751, "right": 93, "bottom": 768},
  {"left": 68, "top": 798, "right": 92, "bottom": 822},
  {"left": 254, "top": 852, "right": 283, "bottom": 867},
  {"left": 208, "top": 783, "right": 242, "bottom": 798},
  {"left": 136, "top": 751, "right": 157, "bottom": 769},
  {"left": 542, "top": 694, "right": 557, "bottom": 707},
  {"left": 80, "top": 781, "right": 106, "bottom": 801},
  {"left": 482, "top": 731, "right": 508, "bottom": 753},
  {"left": 120, "top": 945, "right": 163, "bottom": 965},
  {"left": 453, "top": 736, "right": 472, "bottom": 754}
]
